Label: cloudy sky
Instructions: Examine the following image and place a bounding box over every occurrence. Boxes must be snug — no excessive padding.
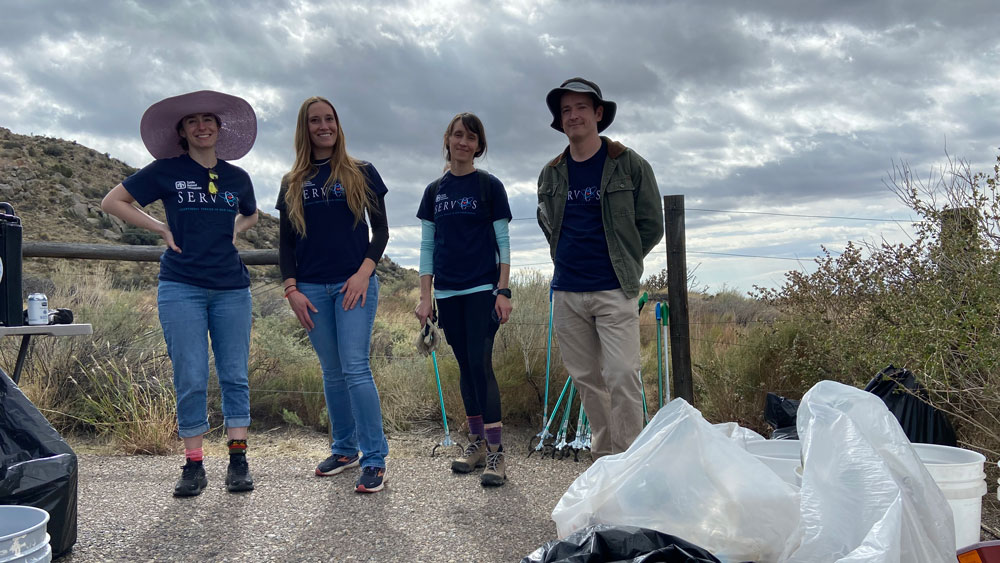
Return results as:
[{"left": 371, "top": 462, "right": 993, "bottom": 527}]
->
[{"left": 3, "top": 0, "right": 999, "bottom": 292}]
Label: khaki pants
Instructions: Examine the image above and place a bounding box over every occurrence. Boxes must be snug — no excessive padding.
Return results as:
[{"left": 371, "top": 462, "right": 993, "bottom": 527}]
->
[{"left": 554, "top": 289, "right": 641, "bottom": 458}]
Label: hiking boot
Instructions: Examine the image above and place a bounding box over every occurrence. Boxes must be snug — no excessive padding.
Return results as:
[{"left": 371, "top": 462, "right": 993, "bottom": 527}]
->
[
  {"left": 481, "top": 445, "right": 506, "bottom": 486},
  {"left": 315, "top": 453, "right": 360, "bottom": 476},
  {"left": 173, "top": 459, "right": 207, "bottom": 497},
  {"left": 226, "top": 455, "right": 255, "bottom": 492},
  {"left": 355, "top": 466, "right": 386, "bottom": 493},
  {"left": 451, "top": 438, "right": 487, "bottom": 473}
]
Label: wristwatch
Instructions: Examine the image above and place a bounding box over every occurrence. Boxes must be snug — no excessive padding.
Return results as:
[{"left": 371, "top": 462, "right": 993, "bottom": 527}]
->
[{"left": 493, "top": 288, "right": 512, "bottom": 299}]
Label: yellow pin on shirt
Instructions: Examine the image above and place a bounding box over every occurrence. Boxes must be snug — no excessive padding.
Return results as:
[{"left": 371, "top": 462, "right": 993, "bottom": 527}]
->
[{"left": 208, "top": 169, "right": 219, "bottom": 195}]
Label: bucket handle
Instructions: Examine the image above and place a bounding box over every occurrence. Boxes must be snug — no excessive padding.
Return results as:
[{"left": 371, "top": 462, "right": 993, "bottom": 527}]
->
[{"left": 0, "top": 202, "right": 15, "bottom": 217}]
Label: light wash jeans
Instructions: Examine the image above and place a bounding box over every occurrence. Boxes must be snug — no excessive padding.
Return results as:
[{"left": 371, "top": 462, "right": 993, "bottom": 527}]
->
[
  {"left": 299, "top": 277, "right": 388, "bottom": 468},
  {"left": 157, "top": 280, "right": 252, "bottom": 438}
]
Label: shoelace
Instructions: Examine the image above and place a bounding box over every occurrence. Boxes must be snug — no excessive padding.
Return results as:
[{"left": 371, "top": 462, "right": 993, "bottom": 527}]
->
[
  {"left": 463, "top": 441, "right": 483, "bottom": 458},
  {"left": 180, "top": 462, "right": 201, "bottom": 479},
  {"left": 362, "top": 466, "right": 383, "bottom": 477},
  {"left": 485, "top": 450, "right": 503, "bottom": 471}
]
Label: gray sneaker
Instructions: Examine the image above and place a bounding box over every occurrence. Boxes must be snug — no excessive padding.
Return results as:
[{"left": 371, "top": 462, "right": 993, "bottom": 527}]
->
[
  {"left": 451, "top": 438, "right": 487, "bottom": 473},
  {"left": 480, "top": 445, "right": 506, "bottom": 486}
]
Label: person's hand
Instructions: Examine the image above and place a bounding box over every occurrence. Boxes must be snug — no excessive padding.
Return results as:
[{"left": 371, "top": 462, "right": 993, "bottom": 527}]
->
[
  {"left": 156, "top": 225, "right": 181, "bottom": 253},
  {"left": 494, "top": 294, "right": 512, "bottom": 324},
  {"left": 287, "top": 289, "right": 317, "bottom": 330},
  {"left": 339, "top": 270, "right": 370, "bottom": 310},
  {"left": 414, "top": 298, "right": 432, "bottom": 327}
]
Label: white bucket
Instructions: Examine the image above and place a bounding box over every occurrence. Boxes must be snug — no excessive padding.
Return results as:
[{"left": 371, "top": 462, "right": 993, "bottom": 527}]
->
[
  {"left": 911, "top": 443, "right": 987, "bottom": 550},
  {"left": 746, "top": 439, "right": 801, "bottom": 485},
  {"left": 0, "top": 506, "right": 50, "bottom": 563}
]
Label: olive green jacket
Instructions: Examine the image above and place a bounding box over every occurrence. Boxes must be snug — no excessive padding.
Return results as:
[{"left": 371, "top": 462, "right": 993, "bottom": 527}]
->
[{"left": 536, "top": 137, "right": 664, "bottom": 298}]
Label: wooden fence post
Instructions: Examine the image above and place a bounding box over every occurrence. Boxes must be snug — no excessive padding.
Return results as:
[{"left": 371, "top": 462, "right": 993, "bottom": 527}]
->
[{"left": 663, "top": 195, "right": 693, "bottom": 404}]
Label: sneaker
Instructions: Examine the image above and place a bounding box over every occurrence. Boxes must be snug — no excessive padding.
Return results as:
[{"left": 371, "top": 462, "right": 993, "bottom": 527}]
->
[
  {"left": 451, "top": 438, "right": 487, "bottom": 473},
  {"left": 315, "top": 453, "right": 361, "bottom": 476},
  {"left": 355, "top": 466, "right": 386, "bottom": 493},
  {"left": 481, "top": 445, "right": 506, "bottom": 487},
  {"left": 226, "top": 456, "right": 255, "bottom": 492},
  {"left": 173, "top": 459, "right": 207, "bottom": 497}
]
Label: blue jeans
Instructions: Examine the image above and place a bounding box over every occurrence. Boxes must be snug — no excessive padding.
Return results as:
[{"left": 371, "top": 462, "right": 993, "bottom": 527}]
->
[
  {"left": 299, "top": 277, "right": 388, "bottom": 468},
  {"left": 158, "top": 280, "right": 252, "bottom": 438}
]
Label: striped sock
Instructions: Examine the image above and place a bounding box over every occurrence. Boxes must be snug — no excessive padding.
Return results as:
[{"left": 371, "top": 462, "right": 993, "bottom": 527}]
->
[
  {"left": 227, "top": 439, "right": 247, "bottom": 461},
  {"left": 485, "top": 426, "right": 502, "bottom": 448},
  {"left": 184, "top": 447, "right": 203, "bottom": 462},
  {"left": 467, "top": 416, "right": 484, "bottom": 440}
]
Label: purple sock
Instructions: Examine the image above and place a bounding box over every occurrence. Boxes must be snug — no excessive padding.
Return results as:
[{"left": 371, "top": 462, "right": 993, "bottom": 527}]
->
[
  {"left": 467, "top": 415, "right": 484, "bottom": 439},
  {"left": 485, "top": 426, "right": 502, "bottom": 447}
]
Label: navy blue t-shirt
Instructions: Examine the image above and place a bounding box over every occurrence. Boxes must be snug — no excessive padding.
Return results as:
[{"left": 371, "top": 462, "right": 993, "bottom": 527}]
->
[
  {"left": 416, "top": 171, "right": 512, "bottom": 291},
  {"left": 275, "top": 161, "right": 388, "bottom": 284},
  {"left": 552, "top": 140, "right": 620, "bottom": 291},
  {"left": 123, "top": 154, "right": 257, "bottom": 289}
]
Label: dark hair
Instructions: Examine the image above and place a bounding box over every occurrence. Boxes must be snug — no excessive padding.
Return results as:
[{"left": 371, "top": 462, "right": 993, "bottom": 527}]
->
[
  {"left": 175, "top": 113, "right": 221, "bottom": 152},
  {"left": 443, "top": 112, "right": 487, "bottom": 162}
]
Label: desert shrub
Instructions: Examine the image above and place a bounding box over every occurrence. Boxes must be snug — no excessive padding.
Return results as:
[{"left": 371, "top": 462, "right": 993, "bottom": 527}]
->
[
  {"left": 120, "top": 226, "right": 159, "bottom": 245},
  {"left": 749, "top": 155, "right": 1000, "bottom": 455}
]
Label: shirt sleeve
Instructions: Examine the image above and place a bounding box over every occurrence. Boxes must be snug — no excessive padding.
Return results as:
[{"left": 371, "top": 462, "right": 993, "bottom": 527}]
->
[
  {"left": 489, "top": 174, "right": 513, "bottom": 222},
  {"left": 493, "top": 219, "right": 510, "bottom": 265},
  {"left": 416, "top": 181, "right": 437, "bottom": 221},
  {"left": 364, "top": 190, "right": 389, "bottom": 264},
  {"left": 121, "top": 160, "right": 166, "bottom": 207},
  {"left": 419, "top": 219, "right": 435, "bottom": 276},
  {"left": 238, "top": 168, "right": 257, "bottom": 216}
]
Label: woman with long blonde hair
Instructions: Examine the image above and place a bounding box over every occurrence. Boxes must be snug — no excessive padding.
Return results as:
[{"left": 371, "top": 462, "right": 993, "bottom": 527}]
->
[{"left": 277, "top": 96, "right": 390, "bottom": 493}]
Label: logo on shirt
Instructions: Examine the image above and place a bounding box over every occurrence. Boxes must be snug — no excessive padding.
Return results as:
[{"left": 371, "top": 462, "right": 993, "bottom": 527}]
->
[
  {"left": 435, "top": 193, "right": 448, "bottom": 203},
  {"left": 224, "top": 192, "right": 237, "bottom": 207},
  {"left": 459, "top": 197, "right": 473, "bottom": 210},
  {"left": 175, "top": 180, "right": 202, "bottom": 190},
  {"left": 567, "top": 185, "right": 601, "bottom": 203},
  {"left": 435, "top": 196, "right": 478, "bottom": 214},
  {"left": 331, "top": 182, "right": 344, "bottom": 198}
]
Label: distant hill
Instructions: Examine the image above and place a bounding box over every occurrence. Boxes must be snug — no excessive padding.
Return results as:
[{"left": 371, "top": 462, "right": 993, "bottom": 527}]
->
[{"left": 0, "top": 127, "right": 416, "bottom": 288}]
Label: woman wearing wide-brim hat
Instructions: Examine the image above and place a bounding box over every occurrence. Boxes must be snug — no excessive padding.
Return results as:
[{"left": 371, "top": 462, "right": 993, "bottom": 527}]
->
[{"left": 101, "top": 90, "right": 259, "bottom": 497}]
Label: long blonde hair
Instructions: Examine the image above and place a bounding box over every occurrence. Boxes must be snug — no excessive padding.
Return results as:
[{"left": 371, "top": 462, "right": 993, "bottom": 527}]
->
[{"left": 282, "top": 96, "right": 373, "bottom": 235}]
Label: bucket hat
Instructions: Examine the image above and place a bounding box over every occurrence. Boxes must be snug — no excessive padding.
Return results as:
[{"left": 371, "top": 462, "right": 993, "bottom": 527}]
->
[
  {"left": 545, "top": 77, "right": 617, "bottom": 133},
  {"left": 139, "top": 90, "right": 257, "bottom": 160}
]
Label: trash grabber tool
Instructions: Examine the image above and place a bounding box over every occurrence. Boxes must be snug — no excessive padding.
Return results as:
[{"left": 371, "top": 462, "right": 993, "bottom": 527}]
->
[
  {"left": 552, "top": 382, "right": 576, "bottom": 457},
  {"left": 636, "top": 292, "right": 649, "bottom": 424},
  {"left": 426, "top": 306, "right": 456, "bottom": 456},
  {"left": 655, "top": 302, "right": 664, "bottom": 408},
  {"left": 532, "top": 286, "right": 555, "bottom": 446},
  {"left": 661, "top": 301, "right": 670, "bottom": 405},
  {"left": 529, "top": 375, "right": 573, "bottom": 457}
]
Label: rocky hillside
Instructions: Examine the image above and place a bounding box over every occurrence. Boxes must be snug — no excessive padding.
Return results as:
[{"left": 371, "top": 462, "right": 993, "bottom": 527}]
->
[
  {"left": 0, "top": 126, "right": 279, "bottom": 249},
  {"left": 0, "top": 127, "right": 416, "bottom": 288}
]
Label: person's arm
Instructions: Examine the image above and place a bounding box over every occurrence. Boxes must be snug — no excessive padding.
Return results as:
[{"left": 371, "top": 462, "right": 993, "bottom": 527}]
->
[
  {"left": 277, "top": 197, "right": 317, "bottom": 330},
  {"left": 341, "top": 190, "right": 389, "bottom": 310},
  {"left": 414, "top": 219, "right": 435, "bottom": 326},
  {"left": 101, "top": 184, "right": 180, "bottom": 252},
  {"left": 536, "top": 169, "right": 553, "bottom": 243},
  {"left": 233, "top": 209, "right": 258, "bottom": 243},
  {"left": 632, "top": 153, "right": 664, "bottom": 257},
  {"left": 493, "top": 219, "right": 512, "bottom": 323}
]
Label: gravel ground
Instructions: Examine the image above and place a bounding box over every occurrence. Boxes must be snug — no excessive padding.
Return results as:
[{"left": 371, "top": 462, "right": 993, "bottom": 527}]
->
[
  {"left": 53, "top": 426, "right": 1000, "bottom": 562},
  {"left": 58, "top": 426, "right": 587, "bottom": 562}
]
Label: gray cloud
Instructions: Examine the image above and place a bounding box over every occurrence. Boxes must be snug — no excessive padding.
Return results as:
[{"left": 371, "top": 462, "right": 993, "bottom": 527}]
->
[{"left": 2, "top": 0, "right": 999, "bottom": 291}]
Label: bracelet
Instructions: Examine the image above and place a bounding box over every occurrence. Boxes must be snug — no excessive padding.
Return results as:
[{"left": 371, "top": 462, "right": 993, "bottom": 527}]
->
[{"left": 283, "top": 286, "right": 298, "bottom": 298}]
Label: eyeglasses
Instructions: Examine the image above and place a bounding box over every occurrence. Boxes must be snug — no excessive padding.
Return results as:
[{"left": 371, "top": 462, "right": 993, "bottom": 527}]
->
[{"left": 208, "top": 169, "right": 218, "bottom": 195}]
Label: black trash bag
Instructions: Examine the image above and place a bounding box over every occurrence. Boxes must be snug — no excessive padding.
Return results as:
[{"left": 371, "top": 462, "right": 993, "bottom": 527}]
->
[
  {"left": 864, "top": 365, "right": 957, "bottom": 447},
  {"left": 0, "top": 369, "right": 78, "bottom": 556},
  {"left": 764, "top": 392, "right": 799, "bottom": 440},
  {"left": 521, "top": 525, "right": 721, "bottom": 563}
]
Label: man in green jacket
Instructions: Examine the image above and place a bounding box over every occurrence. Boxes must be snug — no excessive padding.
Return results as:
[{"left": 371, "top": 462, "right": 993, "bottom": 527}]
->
[{"left": 537, "top": 77, "right": 663, "bottom": 458}]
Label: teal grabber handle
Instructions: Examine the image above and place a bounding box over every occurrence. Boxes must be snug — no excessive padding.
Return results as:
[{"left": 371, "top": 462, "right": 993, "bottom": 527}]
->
[
  {"left": 537, "top": 286, "right": 555, "bottom": 440},
  {"left": 431, "top": 349, "right": 452, "bottom": 447},
  {"left": 533, "top": 376, "right": 573, "bottom": 452},
  {"left": 661, "top": 302, "right": 670, "bottom": 404},
  {"left": 655, "top": 302, "right": 664, "bottom": 409},
  {"left": 554, "top": 382, "right": 577, "bottom": 451}
]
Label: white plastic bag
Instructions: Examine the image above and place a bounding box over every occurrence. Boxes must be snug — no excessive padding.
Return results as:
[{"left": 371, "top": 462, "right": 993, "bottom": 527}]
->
[
  {"left": 713, "top": 421, "right": 766, "bottom": 449},
  {"left": 552, "top": 399, "right": 799, "bottom": 563},
  {"left": 780, "top": 381, "right": 955, "bottom": 563}
]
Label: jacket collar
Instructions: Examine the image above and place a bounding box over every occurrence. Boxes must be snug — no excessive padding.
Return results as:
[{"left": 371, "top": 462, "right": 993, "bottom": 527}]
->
[{"left": 547, "top": 136, "right": 625, "bottom": 167}]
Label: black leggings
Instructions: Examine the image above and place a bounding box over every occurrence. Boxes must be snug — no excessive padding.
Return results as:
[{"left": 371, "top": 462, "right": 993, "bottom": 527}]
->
[{"left": 436, "top": 290, "right": 502, "bottom": 424}]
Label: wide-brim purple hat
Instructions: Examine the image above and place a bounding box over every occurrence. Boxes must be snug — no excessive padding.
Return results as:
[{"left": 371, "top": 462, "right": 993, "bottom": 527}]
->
[{"left": 139, "top": 90, "right": 257, "bottom": 160}]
